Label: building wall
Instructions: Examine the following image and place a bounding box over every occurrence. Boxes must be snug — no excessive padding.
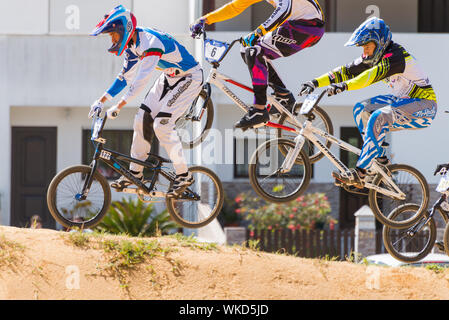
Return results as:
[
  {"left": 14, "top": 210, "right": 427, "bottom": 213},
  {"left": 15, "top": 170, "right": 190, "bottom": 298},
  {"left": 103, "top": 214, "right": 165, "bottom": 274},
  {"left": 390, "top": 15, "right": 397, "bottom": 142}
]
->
[
  {"left": 0, "top": 1, "right": 448, "bottom": 225},
  {"left": 335, "top": 0, "right": 419, "bottom": 32},
  {"left": 0, "top": 0, "right": 194, "bottom": 35}
]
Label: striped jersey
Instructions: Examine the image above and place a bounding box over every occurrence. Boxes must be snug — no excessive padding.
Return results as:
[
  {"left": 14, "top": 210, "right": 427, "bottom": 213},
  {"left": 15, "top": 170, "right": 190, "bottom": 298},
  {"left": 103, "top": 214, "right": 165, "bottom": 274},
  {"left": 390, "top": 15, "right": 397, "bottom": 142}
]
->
[
  {"left": 314, "top": 42, "right": 436, "bottom": 101},
  {"left": 205, "top": 0, "right": 324, "bottom": 33}
]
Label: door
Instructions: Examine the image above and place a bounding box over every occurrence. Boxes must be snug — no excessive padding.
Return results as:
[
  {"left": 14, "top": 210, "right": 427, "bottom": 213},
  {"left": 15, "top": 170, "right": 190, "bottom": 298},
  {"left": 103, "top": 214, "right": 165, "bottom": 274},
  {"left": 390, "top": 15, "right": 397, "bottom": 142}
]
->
[
  {"left": 11, "top": 127, "right": 57, "bottom": 229},
  {"left": 339, "top": 127, "right": 369, "bottom": 229}
]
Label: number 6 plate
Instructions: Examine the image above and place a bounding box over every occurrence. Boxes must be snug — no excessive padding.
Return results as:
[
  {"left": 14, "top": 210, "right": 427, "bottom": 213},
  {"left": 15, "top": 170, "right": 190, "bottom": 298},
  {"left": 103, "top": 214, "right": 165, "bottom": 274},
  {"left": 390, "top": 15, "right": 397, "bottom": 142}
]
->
[{"left": 204, "top": 39, "right": 228, "bottom": 63}]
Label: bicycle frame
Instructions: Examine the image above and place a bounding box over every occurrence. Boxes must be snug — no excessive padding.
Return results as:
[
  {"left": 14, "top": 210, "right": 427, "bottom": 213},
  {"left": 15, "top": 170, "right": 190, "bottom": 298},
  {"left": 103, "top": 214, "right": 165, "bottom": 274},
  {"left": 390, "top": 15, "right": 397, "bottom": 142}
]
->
[
  {"left": 80, "top": 115, "right": 199, "bottom": 202},
  {"left": 200, "top": 33, "right": 301, "bottom": 134},
  {"left": 408, "top": 173, "right": 449, "bottom": 235}
]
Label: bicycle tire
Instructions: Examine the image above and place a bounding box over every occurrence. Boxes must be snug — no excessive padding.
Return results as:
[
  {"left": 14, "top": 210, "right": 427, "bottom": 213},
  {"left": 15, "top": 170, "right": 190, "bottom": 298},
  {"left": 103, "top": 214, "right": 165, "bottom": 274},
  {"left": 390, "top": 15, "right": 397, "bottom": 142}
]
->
[
  {"left": 166, "top": 166, "right": 224, "bottom": 228},
  {"left": 178, "top": 89, "right": 214, "bottom": 149},
  {"left": 383, "top": 204, "right": 436, "bottom": 263},
  {"left": 248, "top": 138, "right": 312, "bottom": 203},
  {"left": 277, "top": 104, "right": 333, "bottom": 164},
  {"left": 47, "top": 165, "right": 111, "bottom": 229},
  {"left": 443, "top": 214, "right": 449, "bottom": 256},
  {"left": 368, "top": 164, "right": 429, "bottom": 229}
]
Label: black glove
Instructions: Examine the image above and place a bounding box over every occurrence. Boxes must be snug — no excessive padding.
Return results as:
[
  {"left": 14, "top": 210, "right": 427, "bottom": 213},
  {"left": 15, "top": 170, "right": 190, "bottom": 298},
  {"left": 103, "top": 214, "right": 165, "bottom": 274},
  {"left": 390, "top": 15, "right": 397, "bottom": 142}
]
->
[
  {"left": 190, "top": 18, "right": 205, "bottom": 38},
  {"left": 434, "top": 163, "right": 449, "bottom": 175},
  {"left": 299, "top": 81, "right": 316, "bottom": 96},
  {"left": 326, "top": 83, "right": 348, "bottom": 96}
]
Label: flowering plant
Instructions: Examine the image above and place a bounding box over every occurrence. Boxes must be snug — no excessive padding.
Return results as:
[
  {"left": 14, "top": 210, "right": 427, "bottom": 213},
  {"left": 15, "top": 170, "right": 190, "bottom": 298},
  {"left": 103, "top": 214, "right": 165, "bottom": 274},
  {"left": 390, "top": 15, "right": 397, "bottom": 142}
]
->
[{"left": 235, "top": 192, "right": 336, "bottom": 232}]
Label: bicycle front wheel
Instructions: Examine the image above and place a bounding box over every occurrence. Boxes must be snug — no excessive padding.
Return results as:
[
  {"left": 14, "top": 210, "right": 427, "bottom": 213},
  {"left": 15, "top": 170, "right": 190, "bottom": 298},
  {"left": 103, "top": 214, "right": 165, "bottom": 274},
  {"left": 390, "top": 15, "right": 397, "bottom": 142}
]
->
[
  {"left": 176, "top": 89, "right": 214, "bottom": 149},
  {"left": 47, "top": 165, "right": 111, "bottom": 229},
  {"left": 277, "top": 105, "right": 333, "bottom": 164},
  {"left": 368, "top": 164, "right": 429, "bottom": 228},
  {"left": 383, "top": 204, "right": 436, "bottom": 263},
  {"left": 248, "top": 138, "right": 312, "bottom": 203},
  {"left": 166, "top": 166, "right": 224, "bottom": 229}
]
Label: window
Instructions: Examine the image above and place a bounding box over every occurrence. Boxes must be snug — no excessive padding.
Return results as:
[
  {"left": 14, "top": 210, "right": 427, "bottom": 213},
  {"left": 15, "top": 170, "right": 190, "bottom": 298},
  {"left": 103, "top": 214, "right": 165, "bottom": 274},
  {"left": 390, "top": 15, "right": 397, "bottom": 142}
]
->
[
  {"left": 418, "top": 0, "right": 449, "bottom": 32},
  {"left": 234, "top": 136, "right": 261, "bottom": 178},
  {"left": 339, "top": 127, "right": 369, "bottom": 230},
  {"left": 82, "top": 129, "right": 159, "bottom": 180}
]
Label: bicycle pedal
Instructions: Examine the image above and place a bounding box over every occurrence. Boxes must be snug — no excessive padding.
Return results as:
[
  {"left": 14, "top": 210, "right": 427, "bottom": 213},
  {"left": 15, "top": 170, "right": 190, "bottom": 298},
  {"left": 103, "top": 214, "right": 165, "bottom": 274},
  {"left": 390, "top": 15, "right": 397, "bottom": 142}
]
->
[{"left": 121, "top": 187, "right": 138, "bottom": 194}]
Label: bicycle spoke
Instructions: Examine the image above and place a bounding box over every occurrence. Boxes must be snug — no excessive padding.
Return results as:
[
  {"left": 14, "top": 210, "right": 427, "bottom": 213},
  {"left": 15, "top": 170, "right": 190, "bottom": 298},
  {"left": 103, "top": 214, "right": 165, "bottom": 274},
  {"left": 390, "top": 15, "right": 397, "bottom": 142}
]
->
[
  {"left": 383, "top": 204, "right": 436, "bottom": 263},
  {"left": 170, "top": 169, "right": 220, "bottom": 226},
  {"left": 250, "top": 139, "right": 310, "bottom": 202},
  {"left": 55, "top": 171, "right": 106, "bottom": 222}
]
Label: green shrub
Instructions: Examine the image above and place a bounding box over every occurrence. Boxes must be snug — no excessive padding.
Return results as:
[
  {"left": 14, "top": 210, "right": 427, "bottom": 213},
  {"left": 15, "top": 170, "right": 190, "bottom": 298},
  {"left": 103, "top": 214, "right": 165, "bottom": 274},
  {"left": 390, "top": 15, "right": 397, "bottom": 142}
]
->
[
  {"left": 96, "top": 197, "right": 179, "bottom": 237},
  {"left": 236, "top": 192, "right": 336, "bottom": 232},
  {"left": 217, "top": 193, "right": 243, "bottom": 227}
]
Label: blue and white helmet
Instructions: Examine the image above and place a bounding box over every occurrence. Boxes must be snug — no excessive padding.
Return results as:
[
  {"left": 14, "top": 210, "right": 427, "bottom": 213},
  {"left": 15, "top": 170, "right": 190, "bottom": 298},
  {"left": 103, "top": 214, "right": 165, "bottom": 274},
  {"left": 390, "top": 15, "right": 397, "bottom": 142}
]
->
[
  {"left": 90, "top": 5, "right": 137, "bottom": 57},
  {"left": 345, "top": 17, "right": 392, "bottom": 66}
]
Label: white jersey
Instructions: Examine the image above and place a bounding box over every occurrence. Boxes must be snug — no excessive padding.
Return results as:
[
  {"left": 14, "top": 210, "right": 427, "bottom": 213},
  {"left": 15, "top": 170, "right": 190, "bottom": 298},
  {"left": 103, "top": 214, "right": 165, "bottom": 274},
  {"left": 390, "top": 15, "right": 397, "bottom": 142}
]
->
[{"left": 105, "top": 27, "right": 199, "bottom": 103}]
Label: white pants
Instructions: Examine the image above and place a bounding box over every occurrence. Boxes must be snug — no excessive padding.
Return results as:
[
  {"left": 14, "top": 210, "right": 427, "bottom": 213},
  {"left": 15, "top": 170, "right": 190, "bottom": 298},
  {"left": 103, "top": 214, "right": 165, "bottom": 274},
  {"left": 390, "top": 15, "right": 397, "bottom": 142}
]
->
[{"left": 129, "top": 67, "right": 203, "bottom": 174}]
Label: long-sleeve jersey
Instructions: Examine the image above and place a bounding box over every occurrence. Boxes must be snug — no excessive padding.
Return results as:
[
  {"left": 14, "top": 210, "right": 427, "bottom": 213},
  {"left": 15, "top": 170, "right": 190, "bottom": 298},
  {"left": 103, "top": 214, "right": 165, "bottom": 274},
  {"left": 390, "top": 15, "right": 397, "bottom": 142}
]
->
[
  {"left": 204, "top": 0, "right": 324, "bottom": 33},
  {"left": 105, "top": 27, "right": 199, "bottom": 103},
  {"left": 313, "top": 42, "right": 436, "bottom": 101}
]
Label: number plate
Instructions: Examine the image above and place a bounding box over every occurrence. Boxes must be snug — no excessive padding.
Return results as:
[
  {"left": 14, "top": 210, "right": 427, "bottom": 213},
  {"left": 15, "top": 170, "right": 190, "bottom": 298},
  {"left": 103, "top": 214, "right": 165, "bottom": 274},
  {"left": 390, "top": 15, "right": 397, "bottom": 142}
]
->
[
  {"left": 300, "top": 93, "right": 320, "bottom": 115},
  {"left": 100, "top": 150, "right": 111, "bottom": 161},
  {"left": 204, "top": 39, "right": 228, "bottom": 63},
  {"left": 436, "top": 174, "right": 449, "bottom": 192}
]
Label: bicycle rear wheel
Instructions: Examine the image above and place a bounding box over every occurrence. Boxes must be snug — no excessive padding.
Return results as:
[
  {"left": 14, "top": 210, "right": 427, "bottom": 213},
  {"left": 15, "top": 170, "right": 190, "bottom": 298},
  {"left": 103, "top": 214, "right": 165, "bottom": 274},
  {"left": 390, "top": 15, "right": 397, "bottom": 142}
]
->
[
  {"left": 47, "top": 165, "right": 111, "bottom": 229},
  {"left": 368, "top": 164, "right": 429, "bottom": 228},
  {"left": 277, "top": 105, "right": 333, "bottom": 164},
  {"left": 443, "top": 214, "right": 449, "bottom": 256},
  {"left": 383, "top": 204, "right": 436, "bottom": 263},
  {"left": 166, "top": 166, "right": 224, "bottom": 229},
  {"left": 176, "top": 89, "right": 214, "bottom": 149},
  {"left": 248, "top": 138, "right": 311, "bottom": 203}
]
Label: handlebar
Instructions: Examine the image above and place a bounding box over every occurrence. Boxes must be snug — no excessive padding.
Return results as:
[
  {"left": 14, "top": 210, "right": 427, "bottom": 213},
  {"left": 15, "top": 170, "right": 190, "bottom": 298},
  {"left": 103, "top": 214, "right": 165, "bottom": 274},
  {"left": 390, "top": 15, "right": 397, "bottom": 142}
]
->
[{"left": 195, "top": 28, "right": 243, "bottom": 66}]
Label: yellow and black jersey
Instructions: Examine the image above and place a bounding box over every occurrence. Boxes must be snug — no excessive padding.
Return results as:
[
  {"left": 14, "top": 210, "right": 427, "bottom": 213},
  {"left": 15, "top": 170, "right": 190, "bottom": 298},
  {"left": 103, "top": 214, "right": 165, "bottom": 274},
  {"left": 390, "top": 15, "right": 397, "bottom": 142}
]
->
[
  {"left": 314, "top": 42, "right": 436, "bottom": 101},
  {"left": 204, "top": 0, "right": 324, "bottom": 34}
]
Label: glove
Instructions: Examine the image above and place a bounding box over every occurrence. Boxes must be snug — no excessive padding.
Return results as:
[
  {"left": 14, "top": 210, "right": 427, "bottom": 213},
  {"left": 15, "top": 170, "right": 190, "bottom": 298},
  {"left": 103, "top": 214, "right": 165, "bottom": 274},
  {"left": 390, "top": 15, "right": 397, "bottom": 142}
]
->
[
  {"left": 243, "top": 32, "right": 259, "bottom": 47},
  {"left": 434, "top": 163, "right": 449, "bottom": 176},
  {"left": 106, "top": 105, "right": 121, "bottom": 120},
  {"left": 299, "top": 81, "right": 316, "bottom": 96},
  {"left": 242, "top": 27, "right": 264, "bottom": 47},
  {"left": 190, "top": 18, "right": 205, "bottom": 38},
  {"left": 88, "top": 100, "right": 104, "bottom": 118},
  {"left": 326, "top": 83, "right": 348, "bottom": 96}
]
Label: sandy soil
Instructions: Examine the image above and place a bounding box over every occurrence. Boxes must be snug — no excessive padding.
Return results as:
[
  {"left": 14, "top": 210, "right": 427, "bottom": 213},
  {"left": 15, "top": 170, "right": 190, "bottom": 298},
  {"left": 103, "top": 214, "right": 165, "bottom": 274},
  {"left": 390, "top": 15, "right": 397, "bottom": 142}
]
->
[{"left": 0, "top": 225, "right": 448, "bottom": 300}]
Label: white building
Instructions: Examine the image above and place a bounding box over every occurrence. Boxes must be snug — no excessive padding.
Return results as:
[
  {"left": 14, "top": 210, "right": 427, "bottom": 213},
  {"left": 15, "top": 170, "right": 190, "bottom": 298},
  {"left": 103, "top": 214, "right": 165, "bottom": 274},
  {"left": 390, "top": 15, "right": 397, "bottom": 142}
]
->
[{"left": 1, "top": 0, "right": 447, "bottom": 230}]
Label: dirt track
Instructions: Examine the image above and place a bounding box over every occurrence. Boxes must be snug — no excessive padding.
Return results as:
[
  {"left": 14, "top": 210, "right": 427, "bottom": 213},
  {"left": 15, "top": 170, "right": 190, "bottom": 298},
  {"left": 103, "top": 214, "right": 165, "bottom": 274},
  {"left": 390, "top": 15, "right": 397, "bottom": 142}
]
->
[{"left": 0, "top": 225, "right": 448, "bottom": 300}]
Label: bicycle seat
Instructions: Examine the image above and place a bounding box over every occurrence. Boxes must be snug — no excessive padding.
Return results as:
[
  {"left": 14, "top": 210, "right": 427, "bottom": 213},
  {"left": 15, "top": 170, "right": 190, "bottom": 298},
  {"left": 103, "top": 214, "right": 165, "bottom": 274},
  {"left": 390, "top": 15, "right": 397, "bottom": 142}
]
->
[{"left": 147, "top": 153, "right": 172, "bottom": 163}]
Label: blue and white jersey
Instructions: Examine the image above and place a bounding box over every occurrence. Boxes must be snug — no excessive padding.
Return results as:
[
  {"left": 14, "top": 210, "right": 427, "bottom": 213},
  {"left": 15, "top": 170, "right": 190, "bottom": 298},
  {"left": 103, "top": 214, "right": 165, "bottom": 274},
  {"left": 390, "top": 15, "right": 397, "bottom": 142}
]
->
[{"left": 105, "top": 27, "right": 199, "bottom": 102}]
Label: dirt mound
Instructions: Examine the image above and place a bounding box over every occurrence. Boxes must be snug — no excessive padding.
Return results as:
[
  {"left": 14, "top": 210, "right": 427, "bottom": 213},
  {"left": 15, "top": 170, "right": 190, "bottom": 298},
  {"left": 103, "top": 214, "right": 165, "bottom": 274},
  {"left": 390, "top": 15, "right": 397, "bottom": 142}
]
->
[{"left": 0, "top": 225, "right": 448, "bottom": 300}]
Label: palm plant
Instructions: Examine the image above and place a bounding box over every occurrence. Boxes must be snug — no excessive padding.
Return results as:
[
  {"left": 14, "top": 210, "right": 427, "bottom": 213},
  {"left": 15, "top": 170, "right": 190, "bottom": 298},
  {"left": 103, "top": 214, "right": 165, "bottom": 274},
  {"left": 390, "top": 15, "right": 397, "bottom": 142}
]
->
[{"left": 96, "top": 197, "right": 179, "bottom": 237}]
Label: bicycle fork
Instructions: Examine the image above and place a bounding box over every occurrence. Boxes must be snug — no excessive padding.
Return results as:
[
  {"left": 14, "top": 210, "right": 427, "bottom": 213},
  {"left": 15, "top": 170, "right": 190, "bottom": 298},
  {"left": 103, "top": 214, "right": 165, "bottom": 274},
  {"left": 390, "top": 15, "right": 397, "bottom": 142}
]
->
[
  {"left": 280, "top": 134, "right": 306, "bottom": 173},
  {"left": 408, "top": 195, "right": 446, "bottom": 236},
  {"left": 76, "top": 160, "right": 99, "bottom": 201}
]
